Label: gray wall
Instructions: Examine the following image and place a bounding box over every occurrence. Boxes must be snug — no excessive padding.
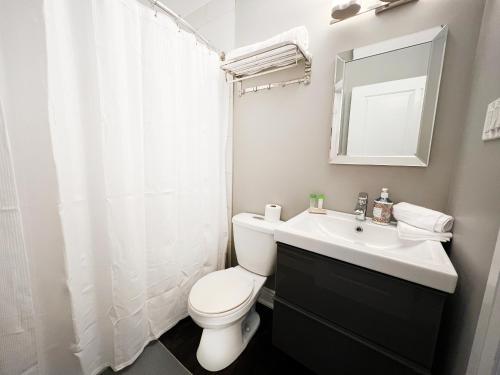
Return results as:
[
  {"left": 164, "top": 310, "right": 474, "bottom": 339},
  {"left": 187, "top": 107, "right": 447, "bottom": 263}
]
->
[
  {"left": 436, "top": 0, "right": 500, "bottom": 374},
  {"left": 232, "top": 0, "right": 495, "bottom": 372},
  {"left": 233, "top": 0, "right": 485, "bottom": 221}
]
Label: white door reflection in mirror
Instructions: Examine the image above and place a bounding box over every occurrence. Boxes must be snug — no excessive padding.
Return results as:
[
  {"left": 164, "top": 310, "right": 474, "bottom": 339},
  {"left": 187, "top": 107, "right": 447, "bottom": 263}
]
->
[{"left": 347, "top": 76, "right": 426, "bottom": 157}]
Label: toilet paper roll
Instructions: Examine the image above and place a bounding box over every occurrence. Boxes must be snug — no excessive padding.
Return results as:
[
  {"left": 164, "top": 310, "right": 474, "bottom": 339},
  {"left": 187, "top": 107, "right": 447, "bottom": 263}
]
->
[{"left": 264, "top": 204, "right": 282, "bottom": 223}]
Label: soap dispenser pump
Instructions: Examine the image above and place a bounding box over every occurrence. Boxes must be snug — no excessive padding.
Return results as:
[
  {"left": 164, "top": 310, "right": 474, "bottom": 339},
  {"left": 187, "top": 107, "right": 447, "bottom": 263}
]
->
[{"left": 372, "top": 188, "right": 393, "bottom": 225}]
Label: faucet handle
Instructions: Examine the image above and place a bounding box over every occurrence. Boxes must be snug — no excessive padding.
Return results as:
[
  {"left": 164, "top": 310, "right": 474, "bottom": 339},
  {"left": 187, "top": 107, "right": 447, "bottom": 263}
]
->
[{"left": 355, "top": 193, "right": 368, "bottom": 221}]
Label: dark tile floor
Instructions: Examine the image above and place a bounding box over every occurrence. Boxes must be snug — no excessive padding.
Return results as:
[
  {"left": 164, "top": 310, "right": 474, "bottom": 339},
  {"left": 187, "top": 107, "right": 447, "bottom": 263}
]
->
[{"left": 160, "top": 303, "right": 314, "bottom": 374}]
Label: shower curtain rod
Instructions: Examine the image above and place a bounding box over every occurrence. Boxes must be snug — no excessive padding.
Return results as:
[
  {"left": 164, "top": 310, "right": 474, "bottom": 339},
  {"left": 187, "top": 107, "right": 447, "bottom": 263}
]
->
[{"left": 148, "top": 0, "right": 224, "bottom": 60}]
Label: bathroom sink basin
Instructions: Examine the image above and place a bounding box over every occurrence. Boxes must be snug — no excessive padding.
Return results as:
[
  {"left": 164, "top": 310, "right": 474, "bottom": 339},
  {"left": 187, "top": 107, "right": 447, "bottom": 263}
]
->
[{"left": 274, "top": 210, "right": 457, "bottom": 293}]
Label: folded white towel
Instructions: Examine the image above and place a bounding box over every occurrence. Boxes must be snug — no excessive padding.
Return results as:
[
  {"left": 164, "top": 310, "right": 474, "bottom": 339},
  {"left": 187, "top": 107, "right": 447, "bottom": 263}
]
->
[
  {"left": 392, "top": 202, "right": 454, "bottom": 233},
  {"left": 398, "top": 222, "right": 453, "bottom": 242},
  {"left": 226, "top": 26, "right": 311, "bottom": 61}
]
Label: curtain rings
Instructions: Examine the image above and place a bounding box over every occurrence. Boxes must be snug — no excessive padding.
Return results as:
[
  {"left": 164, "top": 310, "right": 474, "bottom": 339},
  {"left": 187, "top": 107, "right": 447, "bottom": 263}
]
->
[{"left": 150, "top": 0, "right": 158, "bottom": 17}]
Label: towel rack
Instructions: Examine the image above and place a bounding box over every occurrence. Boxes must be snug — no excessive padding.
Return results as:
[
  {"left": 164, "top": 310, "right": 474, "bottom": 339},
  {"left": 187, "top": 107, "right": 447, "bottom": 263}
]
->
[{"left": 220, "top": 41, "right": 312, "bottom": 96}]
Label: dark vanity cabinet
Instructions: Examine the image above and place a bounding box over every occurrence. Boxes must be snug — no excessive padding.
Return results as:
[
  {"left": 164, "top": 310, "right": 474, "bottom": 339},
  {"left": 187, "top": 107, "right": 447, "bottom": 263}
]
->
[{"left": 272, "top": 243, "right": 448, "bottom": 375}]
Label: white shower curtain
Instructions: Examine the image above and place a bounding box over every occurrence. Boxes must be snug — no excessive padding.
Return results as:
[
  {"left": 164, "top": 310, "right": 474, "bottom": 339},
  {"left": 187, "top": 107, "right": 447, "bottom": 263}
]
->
[
  {"left": 25, "top": 0, "right": 229, "bottom": 373},
  {"left": 0, "top": 100, "right": 39, "bottom": 375}
]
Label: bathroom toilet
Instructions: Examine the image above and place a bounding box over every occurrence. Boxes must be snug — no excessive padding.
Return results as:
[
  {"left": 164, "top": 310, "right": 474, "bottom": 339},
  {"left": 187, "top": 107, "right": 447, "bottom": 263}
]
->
[{"left": 188, "top": 213, "right": 282, "bottom": 371}]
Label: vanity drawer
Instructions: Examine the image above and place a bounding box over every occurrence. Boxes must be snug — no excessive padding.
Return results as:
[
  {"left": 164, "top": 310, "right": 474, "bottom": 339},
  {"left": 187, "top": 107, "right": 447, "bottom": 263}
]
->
[
  {"left": 273, "top": 298, "right": 428, "bottom": 375},
  {"left": 275, "top": 242, "right": 446, "bottom": 368}
]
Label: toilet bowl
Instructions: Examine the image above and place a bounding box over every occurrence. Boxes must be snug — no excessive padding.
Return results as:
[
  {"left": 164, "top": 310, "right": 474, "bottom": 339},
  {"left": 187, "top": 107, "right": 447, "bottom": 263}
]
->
[{"left": 187, "top": 213, "right": 282, "bottom": 372}]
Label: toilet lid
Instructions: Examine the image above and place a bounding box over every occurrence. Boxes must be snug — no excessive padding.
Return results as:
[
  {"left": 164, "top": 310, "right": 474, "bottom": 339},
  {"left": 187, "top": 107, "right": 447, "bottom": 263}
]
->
[{"left": 189, "top": 269, "right": 254, "bottom": 314}]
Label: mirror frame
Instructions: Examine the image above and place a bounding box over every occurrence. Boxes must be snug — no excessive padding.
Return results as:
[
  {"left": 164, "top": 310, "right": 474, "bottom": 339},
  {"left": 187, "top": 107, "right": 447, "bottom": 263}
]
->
[{"left": 329, "top": 25, "right": 448, "bottom": 167}]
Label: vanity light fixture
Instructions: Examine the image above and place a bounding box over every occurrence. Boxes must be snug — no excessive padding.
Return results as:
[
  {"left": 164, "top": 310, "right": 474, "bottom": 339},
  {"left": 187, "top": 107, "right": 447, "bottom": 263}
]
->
[
  {"left": 331, "top": 0, "right": 362, "bottom": 20},
  {"left": 330, "top": 0, "right": 418, "bottom": 24}
]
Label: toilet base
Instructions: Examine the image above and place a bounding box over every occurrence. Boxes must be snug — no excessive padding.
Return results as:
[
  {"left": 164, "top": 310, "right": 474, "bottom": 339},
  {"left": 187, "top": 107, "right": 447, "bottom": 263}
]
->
[{"left": 196, "top": 305, "right": 260, "bottom": 372}]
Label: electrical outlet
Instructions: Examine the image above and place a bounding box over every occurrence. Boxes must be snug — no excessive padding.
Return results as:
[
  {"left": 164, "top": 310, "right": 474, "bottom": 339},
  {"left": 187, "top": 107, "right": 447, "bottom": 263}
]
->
[{"left": 482, "top": 98, "right": 500, "bottom": 141}]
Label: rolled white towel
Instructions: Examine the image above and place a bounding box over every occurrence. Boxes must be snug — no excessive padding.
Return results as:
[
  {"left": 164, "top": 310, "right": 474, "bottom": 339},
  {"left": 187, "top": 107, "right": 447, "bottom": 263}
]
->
[
  {"left": 392, "top": 202, "right": 454, "bottom": 233},
  {"left": 398, "top": 222, "right": 453, "bottom": 242}
]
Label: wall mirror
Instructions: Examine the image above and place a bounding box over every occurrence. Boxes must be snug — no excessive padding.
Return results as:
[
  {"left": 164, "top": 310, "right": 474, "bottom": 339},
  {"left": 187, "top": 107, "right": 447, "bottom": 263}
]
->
[{"left": 329, "top": 25, "right": 448, "bottom": 167}]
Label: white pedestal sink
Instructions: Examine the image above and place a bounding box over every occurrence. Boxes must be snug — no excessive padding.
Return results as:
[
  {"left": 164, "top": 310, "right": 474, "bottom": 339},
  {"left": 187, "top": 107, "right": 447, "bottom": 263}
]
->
[{"left": 274, "top": 209, "right": 457, "bottom": 293}]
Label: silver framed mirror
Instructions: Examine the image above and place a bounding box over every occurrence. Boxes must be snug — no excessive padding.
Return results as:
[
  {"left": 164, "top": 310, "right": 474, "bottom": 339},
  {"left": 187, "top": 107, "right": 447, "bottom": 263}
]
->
[{"left": 329, "top": 25, "right": 448, "bottom": 167}]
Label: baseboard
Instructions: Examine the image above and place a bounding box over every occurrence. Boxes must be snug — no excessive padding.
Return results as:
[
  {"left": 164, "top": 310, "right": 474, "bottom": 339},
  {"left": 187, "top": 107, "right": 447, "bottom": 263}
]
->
[{"left": 258, "top": 287, "right": 275, "bottom": 309}]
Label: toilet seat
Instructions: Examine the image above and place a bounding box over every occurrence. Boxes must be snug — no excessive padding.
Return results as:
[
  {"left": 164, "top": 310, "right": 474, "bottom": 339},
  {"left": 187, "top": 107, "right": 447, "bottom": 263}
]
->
[
  {"left": 188, "top": 265, "right": 268, "bottom": 371},
  {"left": 189, "top": 268, "right": 254, "bottom": 315}
]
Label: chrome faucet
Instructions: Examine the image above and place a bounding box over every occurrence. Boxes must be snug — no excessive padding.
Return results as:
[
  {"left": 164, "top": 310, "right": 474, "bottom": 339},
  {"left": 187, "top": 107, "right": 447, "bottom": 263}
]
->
[{"left": 354, "top": 192, "right": 368, "bottom": 221}]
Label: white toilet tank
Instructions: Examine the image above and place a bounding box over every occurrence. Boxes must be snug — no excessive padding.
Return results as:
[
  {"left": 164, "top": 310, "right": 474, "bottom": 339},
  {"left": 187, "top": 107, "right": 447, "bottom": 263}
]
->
[{"left": 232, "top": 213, "right": 283, "bottom": 277}]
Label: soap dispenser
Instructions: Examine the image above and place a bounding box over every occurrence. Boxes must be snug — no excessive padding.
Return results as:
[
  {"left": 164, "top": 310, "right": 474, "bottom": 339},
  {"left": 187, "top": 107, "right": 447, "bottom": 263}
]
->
[{"left": 372, "top": 188, "right": 393, "bottom": 225}]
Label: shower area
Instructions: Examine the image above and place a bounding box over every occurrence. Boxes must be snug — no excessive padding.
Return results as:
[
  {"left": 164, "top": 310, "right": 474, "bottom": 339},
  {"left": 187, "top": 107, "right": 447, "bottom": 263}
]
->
[{"left": 0, "top": 0, "right": 230, "bottom": 374}]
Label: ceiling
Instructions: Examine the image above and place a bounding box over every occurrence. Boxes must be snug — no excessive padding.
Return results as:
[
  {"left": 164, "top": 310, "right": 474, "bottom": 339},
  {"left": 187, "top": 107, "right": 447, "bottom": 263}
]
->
[{"left": 162, "top": 0, "right": 214, "bottom": 17}]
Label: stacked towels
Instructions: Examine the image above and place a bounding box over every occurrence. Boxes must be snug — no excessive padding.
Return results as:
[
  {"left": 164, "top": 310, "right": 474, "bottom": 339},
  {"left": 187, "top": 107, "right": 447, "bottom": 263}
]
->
[
  {"left": 393, "top": 202, "right": 454, "bottom": 242},
  {"left": 225, "top": 26, "right": 311, "bottom": 61}
]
